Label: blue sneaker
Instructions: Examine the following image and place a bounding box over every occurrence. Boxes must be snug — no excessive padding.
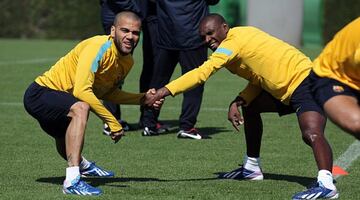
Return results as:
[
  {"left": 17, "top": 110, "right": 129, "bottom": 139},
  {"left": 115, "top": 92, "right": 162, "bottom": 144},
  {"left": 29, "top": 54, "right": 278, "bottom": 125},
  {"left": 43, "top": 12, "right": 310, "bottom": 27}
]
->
[
  {"left": 219, "top": 165, "right": 263, "bottom": 180},
  {"left": 292, "top": 181, "right": 339, "bottom": 199},
  {"left": 63, "top": 177, "right": 102, "bottom": 196},
  {"left": 80, "top": 162, "right": 114, "bottom": 177}
]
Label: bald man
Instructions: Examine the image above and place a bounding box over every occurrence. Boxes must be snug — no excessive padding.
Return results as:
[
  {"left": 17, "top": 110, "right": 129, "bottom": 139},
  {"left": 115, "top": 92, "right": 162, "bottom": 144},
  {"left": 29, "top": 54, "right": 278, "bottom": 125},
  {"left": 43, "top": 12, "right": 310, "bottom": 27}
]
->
[
  {"left": 144, "top": 14, "right": 338, "bottom": 199},
  {"left": 24, "top": 11, "right": 161, "bottom": 195}
]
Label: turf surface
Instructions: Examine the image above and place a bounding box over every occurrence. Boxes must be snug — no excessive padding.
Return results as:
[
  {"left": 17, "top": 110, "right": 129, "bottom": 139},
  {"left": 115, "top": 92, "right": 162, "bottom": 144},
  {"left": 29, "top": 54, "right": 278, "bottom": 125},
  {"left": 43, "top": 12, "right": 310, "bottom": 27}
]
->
[{"left": 0, "top": 39, "right": 359, "bottom": 199}]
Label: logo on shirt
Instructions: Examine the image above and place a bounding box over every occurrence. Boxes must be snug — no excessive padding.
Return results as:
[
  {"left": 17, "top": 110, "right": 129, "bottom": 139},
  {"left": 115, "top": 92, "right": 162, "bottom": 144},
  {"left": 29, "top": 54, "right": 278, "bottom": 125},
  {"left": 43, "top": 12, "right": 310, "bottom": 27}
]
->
[
  {"left": 332, "top": 85, "right": 344, "bottom": 93},
  {"left": 215, "top": 48, "right": 233, "bottom": 56}
]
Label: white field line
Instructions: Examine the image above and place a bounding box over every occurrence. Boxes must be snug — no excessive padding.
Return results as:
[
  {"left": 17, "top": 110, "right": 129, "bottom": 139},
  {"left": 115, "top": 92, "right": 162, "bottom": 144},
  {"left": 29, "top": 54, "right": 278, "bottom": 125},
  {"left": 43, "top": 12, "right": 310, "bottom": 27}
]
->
[
  {"left": 0, "top": 58, "right": 56, "bottom": 66},
  {"left": 334, "top": 140, "right": 360, "bottom": 179}
]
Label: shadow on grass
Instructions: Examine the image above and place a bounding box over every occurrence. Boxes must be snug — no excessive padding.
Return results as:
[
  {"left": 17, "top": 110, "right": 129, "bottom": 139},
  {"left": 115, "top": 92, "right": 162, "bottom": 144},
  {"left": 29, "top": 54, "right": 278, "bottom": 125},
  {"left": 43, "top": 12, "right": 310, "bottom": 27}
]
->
[
  {"left": 37, "top": 172, "right": 314, "bottom": 188},
  {"left": 214, "top": 171, "right": 315, "bottom": 187},
  {"left": 36, "top": 176, "right": 167, "bottom": 187},
  {"left": 127, "top": 119, "right": 179, "bottom": 131},
  {"left": 36, "top": 176, "right": 220, "bottom": 188},
  {"left": 127, "top": 119, "right": 230, "bottom": 139}
]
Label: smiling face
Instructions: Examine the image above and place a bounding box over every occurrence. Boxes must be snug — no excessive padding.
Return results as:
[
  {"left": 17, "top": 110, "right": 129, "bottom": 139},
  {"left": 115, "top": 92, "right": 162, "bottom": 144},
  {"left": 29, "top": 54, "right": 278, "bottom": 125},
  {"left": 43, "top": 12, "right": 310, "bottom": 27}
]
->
[
  {"left": 110, "top": 13, "right": 141, "bottom": 55},
  {"left": 199, "top": 16, "right": 229, "bottom": 51}
]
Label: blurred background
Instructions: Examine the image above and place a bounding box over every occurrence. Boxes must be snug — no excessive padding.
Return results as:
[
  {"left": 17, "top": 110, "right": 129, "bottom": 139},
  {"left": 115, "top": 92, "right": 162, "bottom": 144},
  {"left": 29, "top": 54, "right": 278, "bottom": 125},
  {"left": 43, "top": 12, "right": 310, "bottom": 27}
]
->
[{"left": 0, "top": 0, "right": 359, "bottom": 47}]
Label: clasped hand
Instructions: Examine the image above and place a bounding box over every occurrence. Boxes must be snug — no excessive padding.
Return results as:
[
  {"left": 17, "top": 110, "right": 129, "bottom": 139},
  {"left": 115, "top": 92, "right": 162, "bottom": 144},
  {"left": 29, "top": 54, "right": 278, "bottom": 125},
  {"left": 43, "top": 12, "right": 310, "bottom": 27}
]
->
[
  {"left": 142, "top": 87, "right": 170, "bottom": 108},
  {"left": 111, "top": 88, "right": 166, "bottom": 143}
]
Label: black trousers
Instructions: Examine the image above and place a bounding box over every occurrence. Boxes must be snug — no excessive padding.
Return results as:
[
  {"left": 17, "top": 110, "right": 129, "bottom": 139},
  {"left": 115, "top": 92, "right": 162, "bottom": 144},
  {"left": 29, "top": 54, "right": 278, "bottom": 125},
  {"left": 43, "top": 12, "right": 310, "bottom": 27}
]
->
[
  {"left": 142, "top": 46, "right": 207, "bottom": 130},
  {"left": 139, "top": 16, "right": 158, "bottom": 122}
]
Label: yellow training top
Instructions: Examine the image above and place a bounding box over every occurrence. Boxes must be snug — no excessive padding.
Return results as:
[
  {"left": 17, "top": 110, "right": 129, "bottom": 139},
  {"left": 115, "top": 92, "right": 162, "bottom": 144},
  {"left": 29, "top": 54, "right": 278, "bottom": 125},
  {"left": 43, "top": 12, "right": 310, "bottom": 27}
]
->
[
  {"left": 35, "top": 35, "right": 143, "bottom": 132},
  {"left": 313, "top": 17, "right": 360, "bottom": 91},
  {"left": 165, "top": 27, "right": 312, "bottom": 105}
]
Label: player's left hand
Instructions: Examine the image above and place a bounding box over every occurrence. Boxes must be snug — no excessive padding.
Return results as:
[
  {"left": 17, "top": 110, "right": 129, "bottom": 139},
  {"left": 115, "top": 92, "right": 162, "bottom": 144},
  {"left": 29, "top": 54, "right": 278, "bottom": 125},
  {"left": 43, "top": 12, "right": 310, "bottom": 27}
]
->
[
  {"left": 228, "top": 97, "right": 245, "bottom": 131},
  {"left": 110, "top": 129, "right": 125, "bottom": 143}
]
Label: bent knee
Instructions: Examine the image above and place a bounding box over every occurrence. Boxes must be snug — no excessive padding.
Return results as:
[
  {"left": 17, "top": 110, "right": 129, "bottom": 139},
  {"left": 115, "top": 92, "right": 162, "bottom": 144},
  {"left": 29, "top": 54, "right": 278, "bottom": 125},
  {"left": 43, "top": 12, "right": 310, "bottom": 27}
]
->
[
  {"left": 346, "top": 120, "right": 360, "bottom": 139},
  {"left": 301, "top": 130, "right": 325, "bottom": 144},
  {"left": 68, "top": 102, "right": 90, "bottom": 118}
]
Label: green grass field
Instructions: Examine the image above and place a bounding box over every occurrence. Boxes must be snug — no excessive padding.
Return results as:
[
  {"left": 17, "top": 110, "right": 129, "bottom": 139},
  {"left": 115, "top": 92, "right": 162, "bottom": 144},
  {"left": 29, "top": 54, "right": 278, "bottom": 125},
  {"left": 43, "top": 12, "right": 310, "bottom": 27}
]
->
[{"left": 0, "top": 39, "right": 359, "bottom": 199}]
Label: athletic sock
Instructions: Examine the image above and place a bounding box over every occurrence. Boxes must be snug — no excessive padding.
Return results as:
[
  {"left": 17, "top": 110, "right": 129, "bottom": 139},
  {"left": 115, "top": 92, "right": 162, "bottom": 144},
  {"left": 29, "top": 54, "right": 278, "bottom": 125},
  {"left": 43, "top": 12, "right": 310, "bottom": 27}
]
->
[
  {"left": 243, "top": 156, "right": 261, "bottom": 172},
  {"left": 64, "top": 166, "right": 80, "bottom": 188},
  {"left": 80, "top": 157, "right": 91, "bottom": 170},
  {"left": 317, "top": 169, "right": 336, "bottom": 190}
]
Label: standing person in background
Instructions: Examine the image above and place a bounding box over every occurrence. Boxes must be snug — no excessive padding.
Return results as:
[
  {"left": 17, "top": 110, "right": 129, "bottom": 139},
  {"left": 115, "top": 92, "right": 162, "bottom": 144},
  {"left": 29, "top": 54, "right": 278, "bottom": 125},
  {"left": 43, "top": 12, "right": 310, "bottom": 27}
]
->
[
  {"left": 141, "top": 0, "right": 219, "bottom": 139},
  {"left": 100, "top": 0, "right": 169, "bottom": 134},
  {"left": 100, "top": 0, "right": 141, "bottom": 133},
  {"left": 310, "top": 17, "right": 360, "bottom": 140},
  {"left": 137, "top": 0, "right": 170, "bottom": 133}
]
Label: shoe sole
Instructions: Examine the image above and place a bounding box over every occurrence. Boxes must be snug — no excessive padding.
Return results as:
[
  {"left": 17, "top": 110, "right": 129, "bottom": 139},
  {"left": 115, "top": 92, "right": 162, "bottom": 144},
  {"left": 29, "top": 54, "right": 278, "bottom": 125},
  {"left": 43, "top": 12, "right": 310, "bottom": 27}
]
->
[
  {"left": 221, "top": 172, "right": 264, "bottom": 180},
  {"left": 103, "top": 130, "right": 111, "bottom": 136},
  {"left": 292, "top": 194, "right": 339, "bottom": 200},
  {"left": 142, "top": 131, "right": 159, "bottom": 136},
  {"left": 330, "top": 193, "right": 339, "bottom": 199},
  {"left": 63, "top": 189, "right": 102, "bottom": 196},
  {"left": 177, "top": 132, "right": 202, "bottom": 140},
  {"left": 80, "top": 174, "right": 114, "bottom": 178}
]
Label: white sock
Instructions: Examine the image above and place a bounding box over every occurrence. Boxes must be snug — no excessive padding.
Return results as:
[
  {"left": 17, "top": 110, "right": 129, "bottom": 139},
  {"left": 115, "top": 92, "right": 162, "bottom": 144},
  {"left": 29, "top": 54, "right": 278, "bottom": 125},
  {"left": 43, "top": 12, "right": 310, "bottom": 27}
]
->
[
  {"left": 317, "top": 169, "right": 336, "bottom": 190},
  {"left": 80, "top": 157, "right": 91, "bottom": 170},
  {"left": 64, "top": 166, "right": 80, "bottom": 188},
  {"left": 243, "top": 156, "right": 261, "bottom": 172}
]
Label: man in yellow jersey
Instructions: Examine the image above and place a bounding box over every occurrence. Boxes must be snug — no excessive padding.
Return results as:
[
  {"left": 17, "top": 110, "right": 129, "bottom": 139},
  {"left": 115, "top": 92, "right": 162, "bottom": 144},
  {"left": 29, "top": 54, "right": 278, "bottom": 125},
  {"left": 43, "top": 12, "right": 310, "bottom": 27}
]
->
[
  {"left": 144, "top": 14, "right": 338, "bottom": 199},
  {"left": 310, "top": 17, "right": 360, "bottom": 141},
  {"left": 23, "top": 11, "right": 162, "bottom": 196}
]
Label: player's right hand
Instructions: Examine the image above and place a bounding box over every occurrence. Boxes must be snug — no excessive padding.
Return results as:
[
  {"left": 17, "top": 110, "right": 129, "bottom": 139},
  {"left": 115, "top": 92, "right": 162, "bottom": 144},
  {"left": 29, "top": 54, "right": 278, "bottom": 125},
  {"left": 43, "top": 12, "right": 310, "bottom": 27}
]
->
[
  {"left": 110, "top": 129, "right": 125, "bottom": 144},
  {"left": 142, "top": 87, "right": 170, "bottom": 107}
]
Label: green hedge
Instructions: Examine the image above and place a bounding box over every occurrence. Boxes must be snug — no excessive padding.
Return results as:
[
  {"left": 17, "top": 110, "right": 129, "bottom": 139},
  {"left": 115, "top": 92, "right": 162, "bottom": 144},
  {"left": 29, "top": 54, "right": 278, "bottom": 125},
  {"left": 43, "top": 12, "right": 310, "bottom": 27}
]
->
[
  {"left": 323, "top": 0, "right": 360, "bottom": 43},
  {"left": 0, "top": 0, "right": 103, "bottom": 39},
  {"left": 0, "top": 0, "right": 359, "bottom": 41}
]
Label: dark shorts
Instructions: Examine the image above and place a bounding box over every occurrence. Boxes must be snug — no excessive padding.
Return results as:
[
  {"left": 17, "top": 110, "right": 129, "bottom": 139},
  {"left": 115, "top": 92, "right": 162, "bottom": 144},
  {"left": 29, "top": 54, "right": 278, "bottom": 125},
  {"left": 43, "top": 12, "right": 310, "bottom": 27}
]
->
[
  {"left": 275, "top": 73, "right": 324, "bottom": 117},
  {"left": 309, "top": 71, "right": 360, "bottom": 107},
  {"left": 23, "top": 82, "right": 78, "bottom": 138}
]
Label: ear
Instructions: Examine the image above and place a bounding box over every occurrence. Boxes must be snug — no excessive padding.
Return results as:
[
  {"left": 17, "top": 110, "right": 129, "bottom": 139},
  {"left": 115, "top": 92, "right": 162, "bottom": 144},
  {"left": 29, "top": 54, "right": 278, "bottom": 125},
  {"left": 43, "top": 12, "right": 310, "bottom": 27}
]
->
[
  {"left": 110, "top": 25, "right": 115, "bottom": 37},
  {"left": 223, "top": 23, "right": 229, "bottom": 32}
]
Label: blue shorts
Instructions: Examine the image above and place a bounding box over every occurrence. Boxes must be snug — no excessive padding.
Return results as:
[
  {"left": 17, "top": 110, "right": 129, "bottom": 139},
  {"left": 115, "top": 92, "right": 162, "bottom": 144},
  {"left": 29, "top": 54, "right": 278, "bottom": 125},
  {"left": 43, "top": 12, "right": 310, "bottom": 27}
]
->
[
  {"left": 309, "top": 71, "right": 360, "bottom": 107},
  {"left": 23, "top": 82, "right": 78, "bottom": 138},
  {"left": 275, "top": 73, "right": 324, "bottom": 116}
]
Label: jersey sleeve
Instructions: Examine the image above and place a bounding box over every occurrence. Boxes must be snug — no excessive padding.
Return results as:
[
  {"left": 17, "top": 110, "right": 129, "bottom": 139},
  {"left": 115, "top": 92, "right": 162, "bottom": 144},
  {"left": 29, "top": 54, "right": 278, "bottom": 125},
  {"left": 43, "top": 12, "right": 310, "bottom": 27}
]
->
[
  {"left": 72, "top": 44, "right": 123, "bottom": 132},
  {"left": 165, "top": 38, "right": 239, "bottom": 96},
  {"left": 238, "top": 83, "right": 263, "bottom": 106},
  {"left": 102, "top": 89, "right": 144, "bottom": 105},
  {"left": 355, "top": 44, "right": 360, "bottom": 64}
]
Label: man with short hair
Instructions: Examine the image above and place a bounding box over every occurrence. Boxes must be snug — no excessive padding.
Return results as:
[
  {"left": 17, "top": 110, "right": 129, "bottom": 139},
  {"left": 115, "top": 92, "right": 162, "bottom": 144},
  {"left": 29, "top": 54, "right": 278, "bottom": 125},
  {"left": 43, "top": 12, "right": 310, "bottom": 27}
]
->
[
  {"left": 310, "top": 17, "right": 360, "bottom": 141},
  {"left": 144, "top": 14, "right": 338, "bottom": 199},
  {"left": 23, "top": 11, "right": 161, "bottom": 195}
]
